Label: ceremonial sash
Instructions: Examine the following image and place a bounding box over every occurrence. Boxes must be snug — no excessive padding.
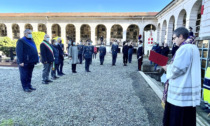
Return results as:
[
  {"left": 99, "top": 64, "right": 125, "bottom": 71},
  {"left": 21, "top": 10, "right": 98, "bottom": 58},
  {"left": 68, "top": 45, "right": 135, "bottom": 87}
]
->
[{"left": 42, "top": 41, "right": 55, "bottom": 70}]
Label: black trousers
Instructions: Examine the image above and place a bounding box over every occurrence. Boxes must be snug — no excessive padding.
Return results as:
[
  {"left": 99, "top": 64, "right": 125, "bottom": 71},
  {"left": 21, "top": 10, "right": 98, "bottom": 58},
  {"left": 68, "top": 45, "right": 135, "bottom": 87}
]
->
[
  {"left": 123, "top": 54, "right": 128, "bottom": 64},
  {"left": 19, "top": 64, "right": 34, "bottom": 90},
  {"left": 163, "top": 101, "right": 196, "bottom": 126},
  {"left": 72, "top": 64, "right": 77, "bottom": 72},
  {"left": 57, "top": 60, "right": 64, "bottom": 74},
  {"left": 78, "top": 54, "right": 83, "bottom": 64},
  {"left": 85, "top": 58, "right": 91, "bottom": 71},
  {"left": 128, "top": 53, "right": 132, "bottom": 63},
  {"left": 100, "top": 55, "right": 105, "bottom": 64},
  {"left": 112, "top": 53, "right": 117, "bottom": 65}
]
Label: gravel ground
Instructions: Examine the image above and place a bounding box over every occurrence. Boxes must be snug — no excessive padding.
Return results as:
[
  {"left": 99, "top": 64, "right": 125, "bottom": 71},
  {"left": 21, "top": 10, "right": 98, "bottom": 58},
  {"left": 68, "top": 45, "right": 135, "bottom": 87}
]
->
[{"left": 0, "top": 53, "right": 163, "bottom": 126}]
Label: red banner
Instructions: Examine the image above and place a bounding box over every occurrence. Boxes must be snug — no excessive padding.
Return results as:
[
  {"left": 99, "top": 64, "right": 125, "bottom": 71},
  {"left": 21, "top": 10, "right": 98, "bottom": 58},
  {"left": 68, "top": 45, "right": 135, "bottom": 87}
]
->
[{"left": 149, "top": 50, "right": 168, "bottom": 66}]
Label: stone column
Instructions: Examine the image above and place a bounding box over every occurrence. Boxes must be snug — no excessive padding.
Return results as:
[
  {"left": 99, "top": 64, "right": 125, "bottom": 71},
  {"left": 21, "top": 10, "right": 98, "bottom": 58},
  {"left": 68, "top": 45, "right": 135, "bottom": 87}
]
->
[
  {"left": 75, "top": 24, "right": 81, "bottom": 43},
  {"left": 46, "top": 23, "right": 52, "bottom": 39},
  {"left": 5, "top": 23, "right": 12, "bottom": 39},
  {"left": 106, "top": 24, "right": 112, "bottom": 46},
  {"left": 60, "top": 23, "right": 67, "bottom": 52},
  {"left": 90, "top": 24, "right": 96, "bottom": 45},
  {"left": 31, "top": 23, "right": 38, "bottom": 32},
  {"left": 122, "top": 24, "right": 129, "bottom": 42},
  {"left": 18, "top": 23, "right": 25, "bottom": 38}
]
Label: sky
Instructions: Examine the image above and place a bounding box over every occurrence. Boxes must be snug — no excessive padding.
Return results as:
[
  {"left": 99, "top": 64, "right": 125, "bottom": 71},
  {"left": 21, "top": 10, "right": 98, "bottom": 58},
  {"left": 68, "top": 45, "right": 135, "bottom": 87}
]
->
[{"left": 0, "top": 0, "right": 172, "bottom": 13}]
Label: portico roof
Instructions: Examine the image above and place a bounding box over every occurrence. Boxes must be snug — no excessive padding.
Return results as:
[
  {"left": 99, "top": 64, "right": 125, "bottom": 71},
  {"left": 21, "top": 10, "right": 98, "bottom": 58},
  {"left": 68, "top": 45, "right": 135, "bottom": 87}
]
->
[{"left": 0, "top": 12, "right": 157, "bottom": 17}]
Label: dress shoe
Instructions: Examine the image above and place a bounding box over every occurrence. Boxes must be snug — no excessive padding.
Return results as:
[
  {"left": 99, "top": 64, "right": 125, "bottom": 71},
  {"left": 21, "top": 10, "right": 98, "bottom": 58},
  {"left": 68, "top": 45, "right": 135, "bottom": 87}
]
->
[
  {"left": 72, "top": 71, "right": 77, "bottom": 73},
  {"left": 55, "top": 76, "right": 59, "bottom": 79},
  {"left": 51, "top": 77, "right": 56, "bottom": 80},
  {"left": 42, "top": 81, "right": 49, "bottom": 84},
  {"left": 61, "top": 73, "right": 65, "bottom": 75},
  {"left": 58, "top": 74, "right": 63, "bottom": 76},
  {"left": 29, "top": 87, "right": 36, "bottom": 90},
  {"left": 24, "top": 89, "right": 32, "bottom": 92},
  {"left": 46, "top": 80, "right": 53, "bottom": 83},
  {"left": 87, "top": 70, "right": 91, "bottom": 72}
]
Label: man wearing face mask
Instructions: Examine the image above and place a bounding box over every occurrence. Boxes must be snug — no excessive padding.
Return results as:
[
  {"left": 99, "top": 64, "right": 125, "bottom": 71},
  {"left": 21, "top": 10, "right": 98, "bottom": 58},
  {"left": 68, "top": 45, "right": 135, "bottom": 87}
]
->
[
  {"left": 77, "top": 41, "right": 84, "bottom": 64},
  {"left": 137, "top": 40, "right": 144, "bottom": 71},
  {"left": 40, "top": 34, "right": 54, "bottom": 84},
  {"left": 83, "top": 41, "right": 94, "bottom": 72},
  {"left": 51, "top": 40, "right": 60, "bottom": 80},
  {"left": 161, "top": 43, "right": 170, "bottom": 57},
  {"left": 57, "top": 38, "right": 65, "bottom": 75},
  {"left": 68, "top": 41, "right": 79, "bottom": 73},
  {"left": 99, "top": 42, "right": 106, "bottom": 65},
  {"left": 111, "top": 40, "right": 118, "bottom": 66},
  {"left": 16, "top": 29, "right": 39, "bottom": 92}
]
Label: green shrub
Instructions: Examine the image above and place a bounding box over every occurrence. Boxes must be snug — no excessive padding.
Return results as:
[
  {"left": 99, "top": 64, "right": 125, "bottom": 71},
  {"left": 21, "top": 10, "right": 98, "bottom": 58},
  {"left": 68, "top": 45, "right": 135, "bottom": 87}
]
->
[{"left": 0, "top": 37, "right": 17, "bottom": 57}]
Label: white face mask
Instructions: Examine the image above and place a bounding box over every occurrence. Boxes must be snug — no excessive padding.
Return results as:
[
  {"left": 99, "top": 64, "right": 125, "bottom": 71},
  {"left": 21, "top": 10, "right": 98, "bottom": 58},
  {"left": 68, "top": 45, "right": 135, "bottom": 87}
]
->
[
  {"left": 73, "top": 42, "right": 76, "bottom": 45},
  {"left": 27, "top": 34, "right": 32, "bottom": 38},
  {"left": 46, "top": 38, "right": 50, "bottom": 42},
  {"left": 55, "top": 42, "right": 58, "bottom": 45}
]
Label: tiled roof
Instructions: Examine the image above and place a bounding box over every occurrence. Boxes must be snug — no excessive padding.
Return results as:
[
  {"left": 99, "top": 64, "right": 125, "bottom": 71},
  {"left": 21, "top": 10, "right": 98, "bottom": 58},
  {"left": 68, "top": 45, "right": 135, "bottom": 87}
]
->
[{"left": 0, "top": 12, "right": 158, "bottom": 17}]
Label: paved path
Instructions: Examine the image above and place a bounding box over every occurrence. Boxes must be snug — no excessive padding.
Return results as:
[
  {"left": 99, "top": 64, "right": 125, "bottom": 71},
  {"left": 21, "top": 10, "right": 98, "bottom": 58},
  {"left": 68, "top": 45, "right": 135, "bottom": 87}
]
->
[{"left": 0, "top": 53, "right": 163, "bottom": 126}]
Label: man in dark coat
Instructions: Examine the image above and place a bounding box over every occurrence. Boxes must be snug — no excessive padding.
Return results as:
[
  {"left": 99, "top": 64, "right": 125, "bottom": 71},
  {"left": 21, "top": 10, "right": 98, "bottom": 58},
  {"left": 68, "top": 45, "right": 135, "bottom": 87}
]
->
[
  {"left": 151, "top": 42, "right": 161, "bottom": 71},
  {"left": 137, "top": 40, "right": 144, "bottom": 71},
  {"left": 51, "top": 40, "right": 60, "bottom": 80},
  {"left": 77, "top": 42, "right": 84, "bottom": 64},
  {"left": 171, "top": 42, "right": 179, "bottom": 57},
  {"left": 99, "top": 42, "right": 106, "bottom": 65},
  {"left": 40, "top": 34, "right": 54, "bottom": 84},
  {"left": 83, "top": 42, "right": 94, "bottom": 72},
  {"left": 111, "top": 41, "right": 118, "bottom": 66},
  {"left": 16, "top": 29, "right": 39, "bottom": 92},
  {"left": 122, "top": 42, "right": 129, "bottom": 66},
  {"left": 128, "top": 42, "right": 134, "bottom": 63},
  {"left": 57, "top": 38, "right": 65, "bottom": 75},
  {"left": 161, "top": 43, "right": 170, "bottom": 57}
]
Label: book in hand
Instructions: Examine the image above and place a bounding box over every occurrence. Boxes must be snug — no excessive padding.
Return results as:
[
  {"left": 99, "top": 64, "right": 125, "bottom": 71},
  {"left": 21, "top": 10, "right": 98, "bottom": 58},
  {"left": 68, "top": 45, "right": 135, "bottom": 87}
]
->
[{"left": 149, "top": 50, "right": 168, "bottom": 66}]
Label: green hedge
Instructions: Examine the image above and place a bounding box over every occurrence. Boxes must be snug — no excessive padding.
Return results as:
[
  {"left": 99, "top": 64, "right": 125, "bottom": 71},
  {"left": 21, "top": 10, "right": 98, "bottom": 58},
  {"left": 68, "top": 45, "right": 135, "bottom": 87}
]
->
[{"left": 0, "top": 32, "right": 46, "bottom": 57}]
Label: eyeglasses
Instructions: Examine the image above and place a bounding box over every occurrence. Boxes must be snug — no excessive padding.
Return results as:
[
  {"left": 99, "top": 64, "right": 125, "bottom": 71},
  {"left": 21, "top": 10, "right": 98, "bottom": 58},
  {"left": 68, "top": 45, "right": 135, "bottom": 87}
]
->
[{"left": 172, "top": 36, "right": 177, "bottom": 40}]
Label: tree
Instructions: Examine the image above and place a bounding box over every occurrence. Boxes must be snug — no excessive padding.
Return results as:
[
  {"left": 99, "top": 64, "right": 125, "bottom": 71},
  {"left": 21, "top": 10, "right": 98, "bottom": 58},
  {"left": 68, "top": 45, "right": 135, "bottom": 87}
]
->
[{"left": 32, "top": 32, "right": 45, "bottom": 53}]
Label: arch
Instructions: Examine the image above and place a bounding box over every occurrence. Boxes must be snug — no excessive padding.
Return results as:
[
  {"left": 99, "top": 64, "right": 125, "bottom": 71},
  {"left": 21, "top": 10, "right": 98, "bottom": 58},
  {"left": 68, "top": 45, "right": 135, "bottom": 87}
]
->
[
  {"left": 80, "top": 24, "right": 91, "bottom": 42},
  {"left": 0, "top": 24, "right": 7, "bottom": 37},
  {"left": 52, "top": 24, "right": 61, "bottom": 38},
  {"left": 38, "top": 24, "right": 47, "bottom": 33},
  {"left": 25, "top": 24, "right": 33, "bottom": 31},
  {"left": 160, "top": 20, "right": 167, "bottom": 44},
  {"left": 66, "top": 24, "right": 76, "bottom": 42},
  {"left": 12, "top": 24, "right": 20, "bottom": 39},
  {"left": 189, "top": 0, "right": 202, "bottom": 37},
  {"left": 167, "top": 16, "right": 175, "bottom": 46},
  {"left": 126, "top": 24, "right": 139, "bottom": 42},
  {"left": 177, "top": 9, "right": 187, "bottom": 28},
  {"left": 111, "top": 24, "right": 123, "bottom": 42},
  {"left": 95, "top": 24, "right": 107, "bottom": 45},
  {"left": 143, "top": 24, "right": 156, "bottom": 44}
]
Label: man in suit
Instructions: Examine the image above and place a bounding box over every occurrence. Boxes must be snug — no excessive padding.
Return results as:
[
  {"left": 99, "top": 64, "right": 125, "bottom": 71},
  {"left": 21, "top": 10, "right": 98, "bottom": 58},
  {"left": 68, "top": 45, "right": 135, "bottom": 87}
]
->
[
  {"left": 16, "top": 29, "right": 39, "bottom": 92},
  {"left": 77, "top": 42, "right": 84, "bottom": 64},
  {"left": 57, "top": 38, "right": 65, "bottom": 75},
  {"left": 137, "top": 40, "right": 144, "bottom": 71},
  {"left": 40, "top": 34, "right": 54, "bottom": 84},
  {"left": 111, "top": 41, "right": 118, "bottom": 66},
  {"left": 99, "top": 42, "right": 106, "bottom": 65},
  {"left": 83, "top": 42, "right": 94, "bottom": 72},
  {"left": 122, "top": 42, "right": 129, "bottom": 66}
]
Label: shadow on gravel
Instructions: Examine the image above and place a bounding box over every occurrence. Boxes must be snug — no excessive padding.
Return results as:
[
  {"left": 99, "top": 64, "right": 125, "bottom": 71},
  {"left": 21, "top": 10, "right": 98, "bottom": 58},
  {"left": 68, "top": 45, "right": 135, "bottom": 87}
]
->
[{"left": 130, "top": 72, "right": 164, "bottom": 126}]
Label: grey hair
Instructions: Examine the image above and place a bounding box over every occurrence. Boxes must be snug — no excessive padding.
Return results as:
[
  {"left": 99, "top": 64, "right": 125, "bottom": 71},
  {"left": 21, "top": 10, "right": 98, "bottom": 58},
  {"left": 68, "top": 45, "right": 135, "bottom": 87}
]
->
[
  {"left": 44, "top": 34, "right": 49, "bottom": 39},
  {"left": 24, "top": 29, "right": 31, "bottom": 34},
  {"left": 57, "top": 37, "right": 61, "bottom": 41},
  {"left": 173, "top": 27, "right": 189, "bottom": 39}
]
